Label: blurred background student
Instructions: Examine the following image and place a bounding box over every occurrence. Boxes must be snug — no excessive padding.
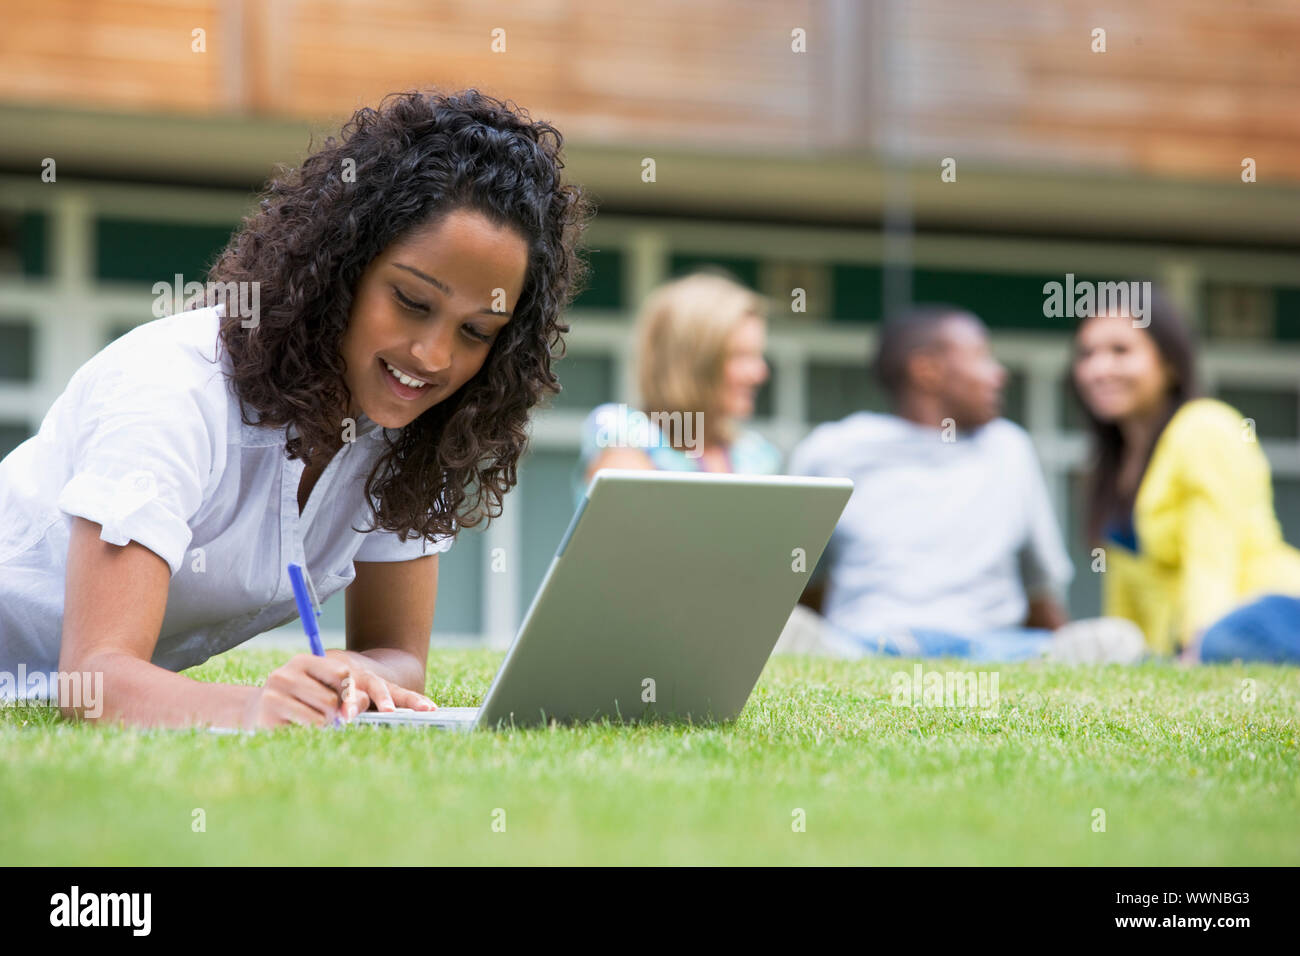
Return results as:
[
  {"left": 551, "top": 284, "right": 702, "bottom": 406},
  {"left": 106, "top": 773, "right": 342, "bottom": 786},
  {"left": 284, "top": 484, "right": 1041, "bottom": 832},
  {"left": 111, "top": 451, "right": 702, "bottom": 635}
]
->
[
  {"left": 779, "top": 305, "right": 1143, "bottom": 663},
  {"left": 573, "top": 271, "right": 781, "bottom": 503},
  {"left": 1071, "top": 291, "right": 1300, "bottom": 664}
]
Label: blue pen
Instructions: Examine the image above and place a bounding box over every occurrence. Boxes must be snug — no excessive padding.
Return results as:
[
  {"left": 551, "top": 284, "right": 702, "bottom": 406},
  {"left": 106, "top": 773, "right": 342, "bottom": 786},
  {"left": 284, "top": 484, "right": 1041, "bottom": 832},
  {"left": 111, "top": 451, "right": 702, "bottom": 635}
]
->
[
  {"left": 288, "top": 562, "right": 346, "bottom": 727},
  {"left": 287, "top": 562, "right": 324, "bottom": 656}
]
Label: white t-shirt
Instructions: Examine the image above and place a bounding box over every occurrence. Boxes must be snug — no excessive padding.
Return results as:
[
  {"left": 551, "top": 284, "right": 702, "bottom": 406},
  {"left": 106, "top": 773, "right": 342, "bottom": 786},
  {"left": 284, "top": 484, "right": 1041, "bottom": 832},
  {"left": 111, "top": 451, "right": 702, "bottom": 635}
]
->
[
  {"left": 789, "top": 412, "right": 1072, "bottom": 636},
  {"left": 0, "top": 305, "right": 452, "bottom": 692}
]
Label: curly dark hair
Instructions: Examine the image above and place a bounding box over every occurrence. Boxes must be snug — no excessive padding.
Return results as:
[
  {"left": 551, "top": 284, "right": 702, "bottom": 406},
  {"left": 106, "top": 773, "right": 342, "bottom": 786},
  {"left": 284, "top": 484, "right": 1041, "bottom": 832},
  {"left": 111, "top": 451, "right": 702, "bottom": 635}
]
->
[{"left": 208, "top": 88, "right": 594, "bottom": 544}]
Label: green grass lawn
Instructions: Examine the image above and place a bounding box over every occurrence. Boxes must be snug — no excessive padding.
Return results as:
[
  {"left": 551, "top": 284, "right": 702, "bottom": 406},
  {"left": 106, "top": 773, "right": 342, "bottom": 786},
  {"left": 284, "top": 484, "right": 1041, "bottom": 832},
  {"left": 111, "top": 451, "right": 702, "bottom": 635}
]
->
[{"left": 2, "top": 649, "right": 1298, "bottom": 865}]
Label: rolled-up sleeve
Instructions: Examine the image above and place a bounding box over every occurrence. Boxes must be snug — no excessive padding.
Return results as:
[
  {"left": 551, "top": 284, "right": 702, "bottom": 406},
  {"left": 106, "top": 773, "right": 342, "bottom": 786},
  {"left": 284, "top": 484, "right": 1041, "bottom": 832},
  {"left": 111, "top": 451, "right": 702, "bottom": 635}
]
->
[
  {"left": 354, "top": 526, "right": 454, "bottom": 562},
  {"left": 55, "top": 368, "right": 217, "bottom": 578}
]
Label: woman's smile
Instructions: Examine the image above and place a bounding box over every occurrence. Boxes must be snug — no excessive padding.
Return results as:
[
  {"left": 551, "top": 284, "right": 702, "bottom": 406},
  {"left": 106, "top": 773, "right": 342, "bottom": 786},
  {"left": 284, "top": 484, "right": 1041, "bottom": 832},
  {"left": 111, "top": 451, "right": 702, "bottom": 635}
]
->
[{"left": 378, "top": 356, "right": 441, "bottom": 401}]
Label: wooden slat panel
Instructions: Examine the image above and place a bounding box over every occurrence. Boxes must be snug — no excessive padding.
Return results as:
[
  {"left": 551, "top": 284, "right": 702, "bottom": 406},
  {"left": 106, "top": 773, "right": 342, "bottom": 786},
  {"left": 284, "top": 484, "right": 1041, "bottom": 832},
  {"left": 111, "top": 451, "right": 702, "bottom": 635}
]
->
[
  {"left": 0, "top": 0, "right": 225, "bottom": 110},
  {"left": 0, "top": 0, "right": 1295, "bottom": 183},
  {"left": 884, "top": 0, "right": 1300, "bottom": 181}
]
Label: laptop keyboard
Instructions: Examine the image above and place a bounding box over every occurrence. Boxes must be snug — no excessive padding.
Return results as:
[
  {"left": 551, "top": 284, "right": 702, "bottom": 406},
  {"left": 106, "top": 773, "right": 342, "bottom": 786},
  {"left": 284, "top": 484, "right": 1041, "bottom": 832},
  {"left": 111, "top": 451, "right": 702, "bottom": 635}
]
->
[{"left": 352, "top": 706, "right": 479, "bottom": 726}]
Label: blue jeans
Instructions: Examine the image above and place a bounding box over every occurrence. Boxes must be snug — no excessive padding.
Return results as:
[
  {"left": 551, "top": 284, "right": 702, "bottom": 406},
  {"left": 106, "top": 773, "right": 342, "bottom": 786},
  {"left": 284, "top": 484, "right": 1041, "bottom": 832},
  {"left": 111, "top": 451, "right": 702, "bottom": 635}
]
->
[
  {"left": 841, "top": 626, "right": 1055, "bottom": 663},
  {"left": 1199, "top": 595, "right": 1300, "bottom": 664}
]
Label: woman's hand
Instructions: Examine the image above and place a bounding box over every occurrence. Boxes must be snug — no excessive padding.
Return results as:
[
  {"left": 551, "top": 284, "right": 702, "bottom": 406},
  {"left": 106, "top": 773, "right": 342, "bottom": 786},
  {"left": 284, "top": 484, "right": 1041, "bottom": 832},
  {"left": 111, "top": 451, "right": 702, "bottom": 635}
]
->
[
  {"left": 241, "top": 653, "right": 358, "bottom": 729},
  {"left": 323, "top": 648, "right": 438, "bottom": 719}
]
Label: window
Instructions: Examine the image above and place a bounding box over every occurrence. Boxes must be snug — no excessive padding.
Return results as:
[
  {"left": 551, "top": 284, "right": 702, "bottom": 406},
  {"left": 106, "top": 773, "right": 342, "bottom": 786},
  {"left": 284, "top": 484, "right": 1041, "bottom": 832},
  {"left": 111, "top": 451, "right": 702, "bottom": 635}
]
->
[
  {"left": 518, "top": 448, "right": 586, "bottom": 610},
  {"left": 830, "top": 263, "right": 883, "bottom": 322},
  {"left": 670, "top": 253, "right": 759, "bottom": 290},
  {"left": 105, "top": 322, "right": 141, "bottom": 346},
  {"left": 0, "top": 422, "right": 32, "bottom": 459},
  {"left": 550, "top": 354, "right": 615, "bottom": 411},
  {"left": 1275, "top": 477, "right": 1300, "bottom": 548},
  {"left": 806, "top": 360, "right": 886, "bottom": 423},
  {"left": 1001, "top": 369, "right": 1026, "bottom": 427},
  {"left": 570, "top": 248, "right": 624, "bottom": 312},
  {"left": 95, "top": 218, "right": 236, "bottom": 284},
  {"left": 1218, "top": 385, "right": 1299, "bottom": 441},
  {"left": 0, "top": 211, "right": 48, "bottom": 277},
  {"left": 753, "top": 366, "right": 775, "bottom": 419},
  {"left": 912, "top": 269, "right": 1139, "bottom": 333},
  {"left": 0, "top": 320, "right": 35, "bottom": 381},
  {"left": 1066, "top": 470, "right": 1103, "bottom": 618}
]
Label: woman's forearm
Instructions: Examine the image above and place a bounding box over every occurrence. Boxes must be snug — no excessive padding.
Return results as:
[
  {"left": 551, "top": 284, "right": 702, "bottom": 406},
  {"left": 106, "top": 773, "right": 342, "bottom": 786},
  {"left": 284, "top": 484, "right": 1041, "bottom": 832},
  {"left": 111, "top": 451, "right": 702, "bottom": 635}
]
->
[{"left": 59, "top": 650, "right": 257, "bottom": 729}]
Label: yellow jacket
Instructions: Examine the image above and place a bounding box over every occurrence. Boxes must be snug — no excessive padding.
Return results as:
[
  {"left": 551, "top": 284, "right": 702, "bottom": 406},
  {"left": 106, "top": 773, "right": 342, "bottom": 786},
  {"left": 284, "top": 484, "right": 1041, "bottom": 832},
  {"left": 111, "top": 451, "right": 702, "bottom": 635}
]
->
[{"left": 1103, "top": 398, "right": 1300, "bottom": 654}]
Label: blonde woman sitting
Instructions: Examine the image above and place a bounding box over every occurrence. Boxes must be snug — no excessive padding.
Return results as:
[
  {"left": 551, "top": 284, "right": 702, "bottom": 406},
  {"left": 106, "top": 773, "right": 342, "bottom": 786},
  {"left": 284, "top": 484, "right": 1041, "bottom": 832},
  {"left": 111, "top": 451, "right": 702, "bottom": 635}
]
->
[{"left": 574, "top": 271, "right": 781, "bottom": 501}]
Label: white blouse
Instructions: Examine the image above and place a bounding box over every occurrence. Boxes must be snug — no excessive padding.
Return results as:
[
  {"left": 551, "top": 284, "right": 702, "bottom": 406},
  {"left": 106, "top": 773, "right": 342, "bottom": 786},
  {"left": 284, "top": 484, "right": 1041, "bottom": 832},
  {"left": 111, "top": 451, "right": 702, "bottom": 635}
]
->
[{"left": 0, "top": 305, "right": 452, "bottom": 692}]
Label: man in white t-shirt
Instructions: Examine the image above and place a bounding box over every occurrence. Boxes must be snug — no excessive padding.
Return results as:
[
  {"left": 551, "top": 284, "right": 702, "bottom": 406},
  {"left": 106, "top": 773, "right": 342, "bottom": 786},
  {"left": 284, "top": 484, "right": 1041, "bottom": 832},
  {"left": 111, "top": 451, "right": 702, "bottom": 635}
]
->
[{"left": 781, "top": 305, "right": 1142, "bottom": 663}]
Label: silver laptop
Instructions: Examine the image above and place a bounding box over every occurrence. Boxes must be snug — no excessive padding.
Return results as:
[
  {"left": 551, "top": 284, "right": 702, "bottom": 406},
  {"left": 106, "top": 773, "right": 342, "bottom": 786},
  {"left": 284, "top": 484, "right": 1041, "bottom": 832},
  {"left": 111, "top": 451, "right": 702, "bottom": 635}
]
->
[{"left": 352, "top": 468, "right": 852, "bottom": 731}]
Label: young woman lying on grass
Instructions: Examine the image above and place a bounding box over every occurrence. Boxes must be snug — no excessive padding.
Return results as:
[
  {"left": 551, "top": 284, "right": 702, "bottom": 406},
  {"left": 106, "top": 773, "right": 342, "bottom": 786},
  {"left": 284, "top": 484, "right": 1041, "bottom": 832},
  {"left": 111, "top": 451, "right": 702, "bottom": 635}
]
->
[{"left": 0, "top": 89, "right": 592, "bottom": 728}]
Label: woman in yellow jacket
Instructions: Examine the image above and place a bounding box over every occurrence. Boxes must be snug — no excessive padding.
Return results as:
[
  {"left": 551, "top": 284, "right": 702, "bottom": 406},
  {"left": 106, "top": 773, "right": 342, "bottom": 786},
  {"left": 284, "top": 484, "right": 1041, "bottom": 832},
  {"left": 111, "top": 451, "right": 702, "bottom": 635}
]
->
[{"left": 1070, "top": 289, "right": 1300, "bottom": 663}]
